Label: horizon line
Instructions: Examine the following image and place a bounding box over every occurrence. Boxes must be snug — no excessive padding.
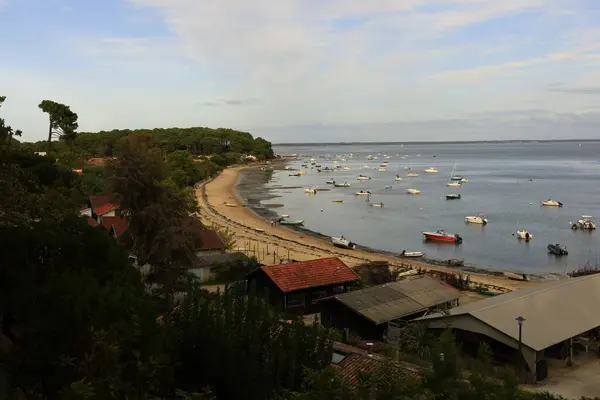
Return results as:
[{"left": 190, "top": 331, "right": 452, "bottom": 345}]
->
[{"left": 274, "top": 139, "right": 600, "bottom": 146}]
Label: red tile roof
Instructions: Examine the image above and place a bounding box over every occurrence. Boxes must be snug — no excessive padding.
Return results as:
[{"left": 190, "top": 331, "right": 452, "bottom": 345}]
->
[
  {"left": 89, "top": 194, "right": 119, "bottom": 211},
  {"left": 334, "top": 353, "right": 382, "bottom": 388},
  {"left": 183, "top": 217, "right": 226, "bottom": 251},
  {"left": 101, "top": 216, "right": 130, "bottom": 239},
  {"left": 259, "top": 258, "right": 359, "bottom": 293},
  {"left": 94, "top": 203, "right": 119, "bottom": 216},
  {"left": 87, "top": 217, "right": 98, "bottom": 227}
]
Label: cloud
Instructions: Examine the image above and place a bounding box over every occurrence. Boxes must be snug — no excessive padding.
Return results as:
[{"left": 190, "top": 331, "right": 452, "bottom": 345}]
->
[
  {"left": 549, "top": 87, "right": 600, "bottom": 95},
  {"left": 199, "top": 98, "right": 262, "bottom": 106}
]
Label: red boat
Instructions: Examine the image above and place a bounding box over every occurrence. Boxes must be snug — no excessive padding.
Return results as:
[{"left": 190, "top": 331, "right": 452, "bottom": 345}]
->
[{"left": 422, "top": 230, "right": 463, "bottom": 244}]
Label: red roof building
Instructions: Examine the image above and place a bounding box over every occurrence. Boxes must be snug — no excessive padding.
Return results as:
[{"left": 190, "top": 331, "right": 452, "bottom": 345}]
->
[
  {"left": 101, "top": 216, "right": 130, "bottom": 239},
  {"left": 247, "top": 258, "right": 360, "bottom": 315}
]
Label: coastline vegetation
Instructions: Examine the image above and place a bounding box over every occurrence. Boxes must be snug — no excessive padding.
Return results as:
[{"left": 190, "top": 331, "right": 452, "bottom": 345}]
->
[{"left": 1, "top": 96, "right": 596, "bottom": 399}]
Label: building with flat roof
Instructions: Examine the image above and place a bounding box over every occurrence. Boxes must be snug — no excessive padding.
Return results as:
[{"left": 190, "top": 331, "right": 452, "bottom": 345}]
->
[{"left": 417, "top": 274, "right": 600, "bottom": 382}]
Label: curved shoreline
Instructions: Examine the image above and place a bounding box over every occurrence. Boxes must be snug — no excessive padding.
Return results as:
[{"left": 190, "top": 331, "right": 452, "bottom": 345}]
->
[{"left": 195, "top": 164, "right": 540, "bottom": 291}]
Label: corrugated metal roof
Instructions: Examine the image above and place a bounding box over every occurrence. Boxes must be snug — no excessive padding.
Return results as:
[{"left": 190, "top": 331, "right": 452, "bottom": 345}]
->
[
  {"left": 417, "top": 274, "right": 600, "bottom": 351},
  {"left": 334, "top": 275, "right": 461, "bottom": 325}
]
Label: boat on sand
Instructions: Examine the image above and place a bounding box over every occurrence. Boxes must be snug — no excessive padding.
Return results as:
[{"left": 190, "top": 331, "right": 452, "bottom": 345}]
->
[{"left": 332, "top": 236, "right": 356, "bottom": 249}]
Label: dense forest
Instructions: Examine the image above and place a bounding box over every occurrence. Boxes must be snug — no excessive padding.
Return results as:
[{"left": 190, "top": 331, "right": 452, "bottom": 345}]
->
[{"left": 0, "top": 97, "right": 594, "bottom": 399}]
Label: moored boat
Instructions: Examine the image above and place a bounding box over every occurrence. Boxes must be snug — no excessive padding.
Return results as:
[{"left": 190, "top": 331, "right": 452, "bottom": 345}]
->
[
  {"left": 450, "top": 175, "right": 463, "bottom": 181},
  {"left": 422, "top": 230, "right": 463, "bottom": 243},
  {"left": 304, "top": 188, "right": 317, "bottom": 194},
  {"left": 279, "top": 219, "right": 304, "bottom": 226},
  {"left": 378, "top": 167, "right": 387, "bottom": 172},
  {"left": 548, "top": 243, "right": 568, "bottom": 256},
  {"left": 516, "top": 230, "right": 532, "bottom": 240},
  {"left": 332, "top": 199, "right": 343, "bottom": 203},
  {"left": 406, "top": 173, "right": 419, "bottom": 177},
  {"left": 465, "top": 214, "right": 488, "bottom": 225},
  {"left": 446, "top": 181, "right": 462, "bottom": 187},
  {"left": 355, "top": 190, "right": 371, "bottom": 196},
  {"left": 424, "top": 167, "right": 439, "bottom": 173},
  {"left": 334, "top": 182, "right": 351, "bottom": 187},
  {"left": 326, "top": 179, "right": 336, "bottom": 184},
  {"left": 577, "top": 215, "right": 596, "bottom": 230},
  {"left": 394, "top": 175, "right": 403, "bottom": 181},
  {"left": 406, "top": 188, "right": 421, "bottom": 194},
  {"left": 446, "top": 194, "right": 461, "bottom": 200},
  {"left": 332, "top": 235, "right": 356, "bottom": 249},
  {"left": 357, "top": 174, "right": 371, "bottom": 180},
  {"left": 369, "top": 203, "right": 384, "bottom": 207},
  {"left": 541, "top": 198, "right": 563, "bottom": 207},
  {"left": 400, "top": 250, "right": 425, "bottom": 258},
  {"left": 289, "top": 172, "right": 302, "bottom": 177}
]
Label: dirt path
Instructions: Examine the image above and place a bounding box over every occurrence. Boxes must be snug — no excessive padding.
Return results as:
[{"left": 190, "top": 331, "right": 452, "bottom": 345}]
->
[{"left": 196, "top": 166, "right": 538, "bottom": 291}]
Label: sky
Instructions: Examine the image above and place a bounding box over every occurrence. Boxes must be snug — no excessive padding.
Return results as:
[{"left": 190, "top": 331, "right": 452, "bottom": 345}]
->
[{"left": 1, "top": 0, "right": 600, "bottom": 143}]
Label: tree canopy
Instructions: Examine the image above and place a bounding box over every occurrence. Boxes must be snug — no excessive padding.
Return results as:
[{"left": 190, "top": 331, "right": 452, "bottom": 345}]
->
[{"left": 38, "top": 99, "right": 79, "bottom": 151}]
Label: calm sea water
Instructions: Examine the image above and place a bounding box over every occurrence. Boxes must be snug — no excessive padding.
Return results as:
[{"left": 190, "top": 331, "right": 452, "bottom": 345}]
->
[{"left": 257, "top": 142, "right": 600, "bottom": 273}]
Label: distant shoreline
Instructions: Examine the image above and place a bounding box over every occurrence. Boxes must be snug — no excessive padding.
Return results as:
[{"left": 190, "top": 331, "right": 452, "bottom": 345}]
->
[{"left": 274, "top": 139, "right": 599, "bottom": 146}]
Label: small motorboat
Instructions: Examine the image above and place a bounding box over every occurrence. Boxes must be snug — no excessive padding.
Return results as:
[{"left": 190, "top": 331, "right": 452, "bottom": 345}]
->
[
  {"left": 548, "top": 243, "right": 568, "bottom": 256},
  {"left": 357, "top": 174, "right": 371, "bottom": 180},
  {"left": 401, "top": 250, "right": 425, "bottom": 258},
  {"left": 516, "top": 230, "right": 532, "bottom": 240},
  {"left": 326, "top": 179, "right": 336, "bottom": 185},
  {"left": 424, "top": 167, "right": 439, "bottom": 173},
  {"left": 446, "top": 258, "right": 465, "bottom": 267},
  {"left": 578, "top": 215, "right": 597, "bottom": 230},
  {"left": 406, "top": 172, "right": 419, "bottom": 177},
  {"left": 279, "top": 219, "right": 304, "bottom": 226},
  {"left": 317, "top": 167, "right": 333, "bottom": 172},
  {"left": 422, "top": 230, "right": 463, "bottom": 244},
  {"left": 541, "top": 198, "right": 563, "bottom": 207},
  {"left": 332, "top": 199, "right": 343, "bottom": 203},
  {"left": 384, "top": 185, "right": 392, "bottom": 190},
  {"left": 378, "top": 167, "right": 387, "bottom": 172},
  {"left": 450, "top": 175, "right": 463, "bottom": 181},
  {"left": 465, "top": 214, "right": 488, "bottom": 225},
  {"left": 406, "top": 188, "right": 421, "bottom": 194},
  {"left": 355, "top": 190, "right": 371, "bottom": 196},
  {"left": 460, "top": 177, "right": 469, "bottom": 183},
  {"left": 394, "top": 175, "right": 403, "bottom": 181},
  {"left": 446, "top": 194, "right": 461, "bottom": 200},
  {"left": 446, "top": 181, "right": 462, "bottom": 187},
  {"left": 504, "top": 272, "right": 528, "bottom": 281},
  {"left": 334, "top": 182, "right": 351, "bottom": 187},
  {"left": 369, "top": 203, "right": 384, "bottom": 208},
  {"left": 332, "top": 236, "right": 356, "bottom": 249},
  {"left": 304, "top": 188, "right": 317, "bottom": 194},
  {"left": 289, "top": 172, "right": 302, "bottom": 177}
]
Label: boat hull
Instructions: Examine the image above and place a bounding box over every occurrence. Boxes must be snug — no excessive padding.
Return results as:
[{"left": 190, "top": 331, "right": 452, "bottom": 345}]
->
[
  {"left": 332, "top": 237, "right": 356, "bottom": 249},
  {"left": 465, "top": 216, "right": 487, "bottom": 225},
  {"left": 422, "top": 232, "right": 462, "bottom": 243}
]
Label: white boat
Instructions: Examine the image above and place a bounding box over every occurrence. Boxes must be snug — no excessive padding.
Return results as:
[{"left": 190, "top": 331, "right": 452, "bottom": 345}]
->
[
  {"left": 357, "top": 174, "right": 371, "bottom": 180},
  {"left": 516, "top": 230, "right": 533, "bottom": 240},
  {"left": 343, "top": 167, "right": 351, "bottom": 170},
  {"left": 369, "top": 203, "right": 384, "bottom": 207},
  {"left": 460, "top": 177, "right": 469, "bottom": 183},
  {"left": 378, "top": 167, "right": 387, "bottom": 172},
  {"left": 577, "top": 215, "right": 597, "bottom": 230},
  {"left": 406, "top": 188, "right": 421, "bottom": 195},
  {"left": 424, "top": 167, "right": 438, "bottom": 173},
  {"left": 384, "top": 185, "right": 392, "bottom": 189},
  {"left": 279, "top": 214, "right": 290, "bottom": 219},
  {"left": 332, "top": 236, "right": 356, "bottom": 249},
  {"left": 400, "top": 250, "right": 425, "bottom": 258},
  {"left": 406, "top": 172, "right": 419, "bottom": 177},
  {"left": 334, "top": 182, "right": 351, "bottom": 187},
  {"left": 304, "top": 188, "right": 317, "bottom": 194},
  {"left": 446, "top": 162, "right": 461, "bottom": 187},
  {"left": 355, "top": 190, "right": 371, "bottom": 196},
  {"left": 465, "top": 214, "right": 488, "bottom": 225},
  {"left": 394, "top": 175, "right": 403, "bottom": 181},
  {"left": 541, "top": 198, "right": 563, "bottom": 207},
  {"left": 326, "top": 179, "right": 336, "bottom": 184}
]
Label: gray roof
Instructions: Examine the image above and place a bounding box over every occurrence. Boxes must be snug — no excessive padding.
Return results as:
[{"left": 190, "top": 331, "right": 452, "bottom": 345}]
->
[
  {"left": 334, "top": 275, "right": 461, "bottom": 325},
  {"left": 417, "top": 274, "right": 600, "bottom": 351}
]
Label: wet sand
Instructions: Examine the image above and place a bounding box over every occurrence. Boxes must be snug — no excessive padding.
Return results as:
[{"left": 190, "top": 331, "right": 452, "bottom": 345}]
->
[{"left": 195, "top": 165, "right": 540, "bottom": 291}]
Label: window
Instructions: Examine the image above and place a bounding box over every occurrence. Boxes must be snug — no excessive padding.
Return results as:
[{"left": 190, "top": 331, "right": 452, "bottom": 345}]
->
[
  {"left": 286, "top": 292, "right": 305, "bottom": 308},
  {"left": 311, "top": 289, "right": 328, "bottom": 304}
]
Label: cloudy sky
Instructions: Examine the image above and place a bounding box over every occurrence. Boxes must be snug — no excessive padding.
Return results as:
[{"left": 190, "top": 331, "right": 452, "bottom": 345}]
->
[{"left": 1, "top": 0, "right": 599, "bottom": 143}]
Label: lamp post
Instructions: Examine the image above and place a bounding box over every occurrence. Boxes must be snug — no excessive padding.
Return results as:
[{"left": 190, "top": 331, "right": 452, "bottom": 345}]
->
[{"left": 515, "top": 316, "right": 526, "bottom": 380}]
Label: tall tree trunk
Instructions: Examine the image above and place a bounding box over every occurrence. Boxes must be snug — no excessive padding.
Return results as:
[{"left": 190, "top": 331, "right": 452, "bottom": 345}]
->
[{"left": 46, "top": 118, "right": 52, "bottom": 153}]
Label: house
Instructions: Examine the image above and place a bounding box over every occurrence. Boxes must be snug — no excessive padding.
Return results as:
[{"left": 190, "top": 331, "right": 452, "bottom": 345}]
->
[
  {"left": 321, "top": 275, "right": 461, "bottom": 339},
  {"left": 85, "top": 157, "right": 112, "bottom": 166},
  {"left": 34, "top": 151, "right": 47, "bottom": 157},
  {"left": 330, "top": 342, "right": 420, "bottom": 389},
  {"left": 246, "top": 257, "right": 360, "bottom": 315},
  {"left": 101, "top": 216, "right": 132, "bottom": 246},
  {"left": 79, "top": 194, "right": 120, "bottom": 223},
  {"left": 417, "top": 274, "right": 600, "bottom": 383}
]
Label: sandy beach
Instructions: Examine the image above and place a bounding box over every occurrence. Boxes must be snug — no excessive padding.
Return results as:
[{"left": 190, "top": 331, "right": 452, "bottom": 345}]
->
[{"left": 196, "top": 165, "right": 539, "bottom": 291}]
